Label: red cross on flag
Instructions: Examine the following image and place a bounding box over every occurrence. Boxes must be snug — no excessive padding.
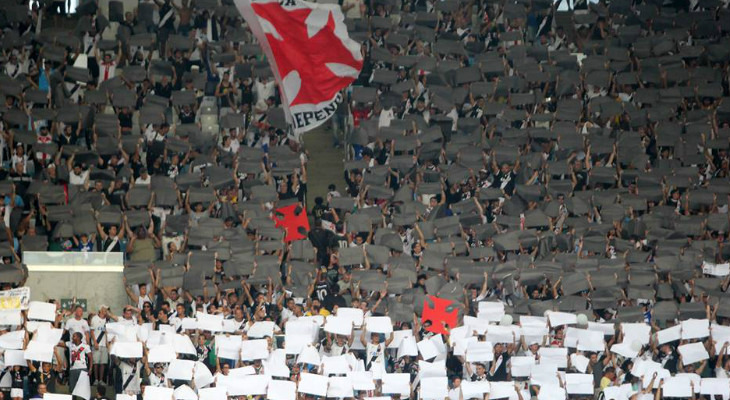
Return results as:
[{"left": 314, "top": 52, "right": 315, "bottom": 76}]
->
[{"left": 234, "top": 0, "right": 363, "bottom": 134}]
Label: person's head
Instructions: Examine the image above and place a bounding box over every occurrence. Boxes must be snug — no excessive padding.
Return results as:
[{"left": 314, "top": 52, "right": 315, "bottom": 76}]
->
[
  {"left": 36, "top": 383, "right": 47, "bottom": 395},
  {"left": 142, "top": 301, "right": 153, "bottom": 314},
  {"left": 234, "top": 307, "right": 244, "bottom": 320},
  {"left": 93, "top": 180, "right": 104, "bottom": 192},
  {"left": 500, "top": 163, "right": 511, "bottom": 174},
  {"left": 311, "top": 299, "right": 321, "bottom": 311},
  {"left": 123, "top": 306, "right": 133, "bottom": 319},
  {"left": 139, "top": 283, "right": 148, "bottom": 296},
  {"left": 429, "top": 195, "right": 439, "bottom": 208},
  {"left": 74, "top": 305, "right": 83, "bottom": 319},
  {"left": 154, "top": 363, "right": 164, "bottom": 375},
  {"left": 370, "top": 332, "right": 381, "bottom": 344},
  {"left": 494, "top": 342, "right": 504, "bottom": 354},
  {"left": 255, "top": 305, "right": 266, "bottom": 320},
  {"left": 475, "top": 363, "right": 486, "bottom": 376},
  {"left": 96, "top": 384, "right": 106, "bottom": 399},
  {"left": 72, "top": 332, "right": 82, "bottom": 345},
  {"left": 604, "top": 367, "right": 616, "bottom": 380},
  {"left": 105, "top": 225, "right": 118, "bottom": 238},
  {"left": 255, "top": 291, "right": 266, "bottom": 304},
  {"left": 452, "top": 376, "right": 461, "bottom": 388}
]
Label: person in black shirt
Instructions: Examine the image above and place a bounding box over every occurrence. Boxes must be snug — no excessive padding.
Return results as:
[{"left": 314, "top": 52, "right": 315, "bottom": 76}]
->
[
  {"left": 490, "top": 160, "right": 518, "bottom": 197},
  {"left": 136, "top": 79, "right": 152, "bottom": 109},
  {"left": 118, "top": 107, "right": 133, "bottom": 134},
  {"left": 330, "top": 224, "right": 348, "bottom": 249},
  {"left": 57, "top": 124, "right": 79, "bottom": 147},
  {"left": 570, "top": 158, "right": 588, "bottom": 192},
  {"left": 489, "top": 343, "right": 511, "bottom": 381},
  {"left": 215, "top": 72, "right": 237, "bottom": 113},
  {"left": 29, "top": 362, "right": 61, "bottom": 396},
  {"left": 170, "top": 50, "right": 191, "bottom": 90},
  {"left": 311, "top": 197, "right": 327, "bottom": 221},
  {"left": 97, "top": 222, "right": 123, "bottom": 252},
  {"left": 344, "top": 169, "right": 363, "bottom": 197},
  {"left": 323, "top": 290, "right": 347, "bottom": 312},
  {"left": 655, "top": 343, "right": 679, "bottom": 374},
  {"left": 239, "top": 78, "right": 254, "bottom": 107},
  {"left": 154, "top": 75, "right": 174, "bottom": 100},
  {"left": 107, "top": 179, "right": 129, "bottom": 209},
  {"left": 445, "top": 182, "right": 462, "bottom": 206},
  {"left": 10, "top": 365, "right": 27, "bottom": 398},
  {"left": 308, "top": 223, "right": 336, "bottom": 265},
  {"left": 178, "top": 105, "right": 196, "bottom": 124},
  {"left": 154, "top": 0, "right": 176, "bottom": 54}
]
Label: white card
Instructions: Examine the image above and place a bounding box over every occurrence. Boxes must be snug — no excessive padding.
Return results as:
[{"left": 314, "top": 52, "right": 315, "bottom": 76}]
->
[
  {"left": 678, "top": 342, "right": 709, "bottom": 365},
  {"left": 28, "top": 301, "right": 57, "bottom": 322},
  {"left": 298, "top": 372, "right": 328, "bottom": 397},
  {"left": 365, "top": 316, "right": 393, "bottom": 334}
]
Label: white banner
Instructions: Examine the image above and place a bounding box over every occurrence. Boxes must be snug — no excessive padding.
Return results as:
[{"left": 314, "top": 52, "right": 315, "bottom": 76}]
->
[{"left": 0, "top": 287, "right": 30, "bottom": 310}]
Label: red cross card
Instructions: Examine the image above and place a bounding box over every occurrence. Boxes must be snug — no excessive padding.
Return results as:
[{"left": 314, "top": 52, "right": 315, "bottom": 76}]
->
[
  {"left": 272, "top": 203, "right": 310, "bottom": 242},
  {"left": 421, "top": 295, "right": 458, "bottom": 335}
]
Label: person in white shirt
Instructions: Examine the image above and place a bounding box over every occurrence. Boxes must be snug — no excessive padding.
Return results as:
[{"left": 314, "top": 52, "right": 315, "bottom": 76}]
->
[
  {"left": 5, "top": 52, "right": 28, "bottom": 79},
  {"left": 360, "top": 329, "right": 394, "bottom": 370},
  {"left": 342, "top": 0, "right": 365, "bottom": 19},
  {"left": 448, "top": 376, "right": 463, "bottom": 400},
  {"left": 65, "top": 332, "right": 92, "bottom": 395},
  {"left": 95, "top": 46, "right": 123, "bottom": 84},
  {"left": 325, "top": 333, "right": 354, "bottom": 356},
  {"left": 124, "top": 273, "right": 157, "bottom": 311},
  {"left": 117, "top": 357, "right": 142, "bottom": 395},
  {"left": 119, "top": 306, "right": 139, "bottom": 326},
  {"left": 65, "top": 305, "right": 90, "bottom": 344},
  {"left": 253, "top": 77, "right": 275, "bottom": 110},
  {"left": 90, "top": 305, "right": 111, "bottom": 384},
  {"left": 134, "top": 169, "right": 152, "bottom": 186},
  {"left": 144, "top": 362, "right": 168, "bottom": 388},
  {"left": 11, "top": 145, "right": 29, "bottom": 171},
  {"left": 67, "top": 153, "right": 89, "bottom": 187}
]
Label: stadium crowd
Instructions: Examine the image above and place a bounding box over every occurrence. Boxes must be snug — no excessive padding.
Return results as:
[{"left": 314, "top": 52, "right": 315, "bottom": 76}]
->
[{"left": 0, "top": 0, "right": 729, "bottom": 398}]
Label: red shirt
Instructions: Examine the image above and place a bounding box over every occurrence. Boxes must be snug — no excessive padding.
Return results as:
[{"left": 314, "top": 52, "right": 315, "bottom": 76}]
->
[{"left": 352, "top": 108, "right": 371, "bottom": 128}]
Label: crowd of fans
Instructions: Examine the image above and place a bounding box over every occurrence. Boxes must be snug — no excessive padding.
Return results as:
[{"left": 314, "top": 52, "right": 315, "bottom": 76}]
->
[{"left": 0, "top": 0, "right": 729, "bottom": 398}]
